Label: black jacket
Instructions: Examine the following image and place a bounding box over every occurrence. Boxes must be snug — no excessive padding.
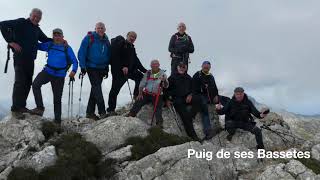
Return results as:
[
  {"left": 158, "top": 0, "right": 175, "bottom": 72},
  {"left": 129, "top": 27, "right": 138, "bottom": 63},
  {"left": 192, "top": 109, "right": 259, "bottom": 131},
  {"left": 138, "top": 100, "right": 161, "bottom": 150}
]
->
[
  {"left": 110, "top": 36, "right": 147, "bottom": 75},
  {"left": 192, "top": 71, "right": 218, "bottom": 102},
  {"left": 165, "top": 73, "right": 192, "bottom": 100},
  {"left": 0, "top": 18, "right": 51, "bottom": 60},
  {"left": 217, "top": 94, "right": 262, "bottom": 122},
  {"left": 168, "top": 32, "right": 194, "bottom": 60}
]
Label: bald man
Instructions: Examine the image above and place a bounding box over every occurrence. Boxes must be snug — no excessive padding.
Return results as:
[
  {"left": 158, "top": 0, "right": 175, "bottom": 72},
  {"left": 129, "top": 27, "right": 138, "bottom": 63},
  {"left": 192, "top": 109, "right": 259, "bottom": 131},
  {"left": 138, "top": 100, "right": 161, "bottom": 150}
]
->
[
  {"left": 127, "top": 60, "right": 169, "bottom": 128},
  {"left": 168, "top": 22, "right": 194, "bottom": 75},
  {"left": 78, "top": 22, "right": 110, "bottom": 120},
  {"left": 0, "top": 8, "right": 52, "bottom": 119}
]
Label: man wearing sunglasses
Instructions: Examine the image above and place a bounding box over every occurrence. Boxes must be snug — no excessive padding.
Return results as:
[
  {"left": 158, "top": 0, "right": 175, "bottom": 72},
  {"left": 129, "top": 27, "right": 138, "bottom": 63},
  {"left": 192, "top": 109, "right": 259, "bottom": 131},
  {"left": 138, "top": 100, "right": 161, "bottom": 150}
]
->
[
  {"left": 0, "top": 8, "right": 52, "bottom": 119},
  {"left": 168, "top": 22, "right": 194, "bottom": 75},
  {"left": 165, "top": 62, "right": 200, "bottom": 140},
  {"left": 31, "top": 28, "right": 78, "bottom": 125}
]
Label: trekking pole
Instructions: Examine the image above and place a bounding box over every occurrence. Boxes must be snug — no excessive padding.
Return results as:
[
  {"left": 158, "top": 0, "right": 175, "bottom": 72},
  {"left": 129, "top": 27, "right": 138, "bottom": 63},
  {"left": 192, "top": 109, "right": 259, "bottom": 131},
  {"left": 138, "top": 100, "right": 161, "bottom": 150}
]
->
[
  {"left": 68, "top": 79, "right": 71, "bottom": 120},
  {"left": 70, "top": 77, "right": 74, "bottom": 119},
  {"left": 126, "top": 79, "right": 134, "bottom": 104},
  {"left": 4, "top": 45, "right": 10, "bottom": 73},
  {"left": 151, "top": 82, "right": 163, "bottom": 126},
  {"left": 77, "top": 73, "right": 84, "bottom": 118},
  {"left": 168, "top": 105, "right": 183, "bottom": 132}
]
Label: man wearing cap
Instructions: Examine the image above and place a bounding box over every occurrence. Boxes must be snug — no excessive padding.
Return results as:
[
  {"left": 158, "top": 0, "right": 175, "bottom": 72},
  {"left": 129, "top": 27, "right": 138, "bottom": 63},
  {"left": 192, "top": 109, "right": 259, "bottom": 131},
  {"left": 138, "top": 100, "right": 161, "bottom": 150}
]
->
[
  {"left": 165, "top": 62, "right": 199, "bottom": 140},
  {"left": 78, "top": 22, "right": 110, "bottom": 120},
  {"left": 0, "top": 8, "right": 52, "bottom": 119},
  {"left": 127, "top": 60, "right": 168, "bottom": 128},
  {"left": 168, "top": 22, "right": 194, "bottom": 75},
  {"left": 191, "top": 61, "right": 219, "bottom": 140},
  {"left": 216, "top": 87, "right": 268, "bottom": 149},
  {"left": 31, "top": 28, "right": 78, "bottom": 124}
]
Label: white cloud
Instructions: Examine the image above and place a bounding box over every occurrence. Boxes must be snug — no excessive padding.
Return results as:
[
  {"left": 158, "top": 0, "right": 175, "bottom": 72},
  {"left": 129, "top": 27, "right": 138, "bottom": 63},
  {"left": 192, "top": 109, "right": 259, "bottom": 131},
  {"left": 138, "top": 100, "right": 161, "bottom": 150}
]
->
[{"left": 0, "top": 0, "right": 319, "bottom": 116}]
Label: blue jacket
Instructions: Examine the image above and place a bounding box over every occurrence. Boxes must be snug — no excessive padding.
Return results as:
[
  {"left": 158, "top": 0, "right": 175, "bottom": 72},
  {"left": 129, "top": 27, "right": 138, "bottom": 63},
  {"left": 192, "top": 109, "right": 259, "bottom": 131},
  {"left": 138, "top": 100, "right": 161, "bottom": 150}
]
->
[
  {"left": 38, "top": 42, "right": 78, "bottom": 77},
  {"left": 78, "top": 32, "right": 110, "bottom": 69}
]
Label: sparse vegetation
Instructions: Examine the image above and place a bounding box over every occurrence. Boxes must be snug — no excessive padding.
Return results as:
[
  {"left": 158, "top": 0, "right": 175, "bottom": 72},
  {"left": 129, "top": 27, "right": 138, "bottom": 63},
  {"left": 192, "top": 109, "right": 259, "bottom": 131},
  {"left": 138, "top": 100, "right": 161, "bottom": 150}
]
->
[
  {"left": 125, "top": 127, "right": 192, "bottom": 160},
  {"left": 297, "top": 158, "right": 320, "bottom": 174},
  {"left": 8, "top": 132, "right": 118, "bottom": 180},
  {"left": 41, "top": 121, "right": 62, "bottom": 140}
]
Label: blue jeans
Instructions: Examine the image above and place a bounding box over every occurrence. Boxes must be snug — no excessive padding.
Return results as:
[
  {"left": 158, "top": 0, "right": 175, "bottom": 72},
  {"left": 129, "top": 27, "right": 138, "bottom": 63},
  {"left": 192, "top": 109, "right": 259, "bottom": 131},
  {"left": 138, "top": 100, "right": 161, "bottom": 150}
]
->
[{"left": 191, "top": 95, "right": 212, "bottom": 133}]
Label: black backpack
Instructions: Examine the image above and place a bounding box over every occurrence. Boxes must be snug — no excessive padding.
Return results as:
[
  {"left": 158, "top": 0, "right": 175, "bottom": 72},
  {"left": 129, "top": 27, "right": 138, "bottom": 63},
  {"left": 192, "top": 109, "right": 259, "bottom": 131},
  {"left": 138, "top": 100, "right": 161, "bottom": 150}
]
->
[{"left": 45, "top": 42, "right": 72, "bottom": 72}]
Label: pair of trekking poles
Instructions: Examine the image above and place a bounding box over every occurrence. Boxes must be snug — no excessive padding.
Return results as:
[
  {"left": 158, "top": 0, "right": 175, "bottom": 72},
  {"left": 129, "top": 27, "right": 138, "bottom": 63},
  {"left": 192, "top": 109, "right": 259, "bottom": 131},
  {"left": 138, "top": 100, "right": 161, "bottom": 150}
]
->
[{"left": 67, "top": 73, "right": 85, "bottom": 120}]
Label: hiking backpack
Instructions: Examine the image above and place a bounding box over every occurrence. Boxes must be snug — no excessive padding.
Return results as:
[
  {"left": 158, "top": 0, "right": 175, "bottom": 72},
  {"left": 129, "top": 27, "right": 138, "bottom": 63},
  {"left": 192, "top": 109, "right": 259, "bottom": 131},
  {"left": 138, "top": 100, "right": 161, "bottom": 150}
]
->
[{"left": 45, "top": 42, "right": 72, "bottom": 72}]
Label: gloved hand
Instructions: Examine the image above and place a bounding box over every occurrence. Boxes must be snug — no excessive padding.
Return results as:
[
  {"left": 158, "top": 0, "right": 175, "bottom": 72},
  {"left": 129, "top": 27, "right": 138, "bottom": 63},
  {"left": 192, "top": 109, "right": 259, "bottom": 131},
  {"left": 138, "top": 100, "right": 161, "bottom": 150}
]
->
[{"left": 81, "top": 68, "right": 86, "bottom": 76}]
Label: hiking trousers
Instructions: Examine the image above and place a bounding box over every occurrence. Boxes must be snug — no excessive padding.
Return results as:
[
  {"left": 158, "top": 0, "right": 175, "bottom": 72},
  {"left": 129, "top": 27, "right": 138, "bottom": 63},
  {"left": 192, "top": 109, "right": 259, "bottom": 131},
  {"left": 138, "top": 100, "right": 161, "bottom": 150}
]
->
[
  {"left": 107, "top": 70, "right": 143, "bottom": 112},
  {"left": 86, "top": 68, "right": 106, "bottom": 115},
  {"left": 225, "top": 120, "right": 264, "bottom": 149},
  {"left": 32, "top": 70, "right": 64, "bottom": 121},
  {"left": 130, "top": 94, "right": 164, "bottom": 125},
  {"left": 173, "top": 97, "right": 198, "bottom": 139},
  {"left": 11, "top": 58, "right": 34, "bottom": 111}
]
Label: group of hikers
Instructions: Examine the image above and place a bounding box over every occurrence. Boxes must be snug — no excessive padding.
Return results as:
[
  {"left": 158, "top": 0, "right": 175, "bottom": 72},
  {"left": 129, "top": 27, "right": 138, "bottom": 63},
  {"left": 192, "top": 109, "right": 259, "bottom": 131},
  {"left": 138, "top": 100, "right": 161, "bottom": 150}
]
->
[{"left": 0, "top": 8, "right": 270, "bottom": 149}]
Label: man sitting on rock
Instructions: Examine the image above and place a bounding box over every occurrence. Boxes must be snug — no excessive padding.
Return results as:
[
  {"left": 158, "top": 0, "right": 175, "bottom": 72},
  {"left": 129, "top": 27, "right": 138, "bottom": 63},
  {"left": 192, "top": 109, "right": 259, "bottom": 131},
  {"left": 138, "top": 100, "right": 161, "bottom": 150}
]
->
[
  {"left": 127, "top": 60, "right": 169, "bottom": 128},
  {"left": 191, "top": 61, "right": 219, "bottom": 140},
  {"left": 165, "top": 62, "right": 200, "bottom": 141},
  {"left": 216, "top": 87, "right": 268, "bottom": 149}
]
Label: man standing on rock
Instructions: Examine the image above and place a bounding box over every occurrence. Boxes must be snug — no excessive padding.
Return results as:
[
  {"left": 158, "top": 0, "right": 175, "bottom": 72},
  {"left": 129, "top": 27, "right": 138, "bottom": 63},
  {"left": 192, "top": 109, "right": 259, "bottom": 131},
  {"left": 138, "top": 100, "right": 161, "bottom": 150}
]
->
[
  {"left": 168, "top": 22, "right": 194, "bottom": 75},
  {"left": 78, "top": 22, "right": 110, "bottom": 120},
  {"left": 0, "top": 8, "right": 52, "bottom": 119},
  {"left": 127, "top": 60, "right": 169, "bottom": 128},
  {"left": 216, "top": 87, "right": 268, "bottom": 149},
  {"left": 191, "top": 61, "right": 219, "bottom": 140},
  {"left": 165, "top": 62, "right": 200, "bottom": 141},
  {"left": 31, "top": 28, "right": 78, "bottom": 125},
  {"left": 107, "top": 31, "right": 147, "bottom": 116}
]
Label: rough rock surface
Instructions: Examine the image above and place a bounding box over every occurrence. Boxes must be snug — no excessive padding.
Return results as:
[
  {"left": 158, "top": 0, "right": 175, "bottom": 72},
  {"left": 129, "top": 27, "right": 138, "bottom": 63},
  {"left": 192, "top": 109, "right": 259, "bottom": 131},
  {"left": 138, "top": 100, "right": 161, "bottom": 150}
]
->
[
  {"left": 0, "top": 108, "right": 319, "bottom": 180},
  {"left": 82, "top": 116, "right": 149, "bottom": 154}
]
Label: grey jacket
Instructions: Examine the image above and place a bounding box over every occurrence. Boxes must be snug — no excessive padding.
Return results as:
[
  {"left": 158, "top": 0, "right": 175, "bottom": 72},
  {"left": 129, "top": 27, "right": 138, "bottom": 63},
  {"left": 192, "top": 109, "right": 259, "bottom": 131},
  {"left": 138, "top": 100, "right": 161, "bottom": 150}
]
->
[{"left": 139, "top": 69, "right": 169, "bottom": 95}]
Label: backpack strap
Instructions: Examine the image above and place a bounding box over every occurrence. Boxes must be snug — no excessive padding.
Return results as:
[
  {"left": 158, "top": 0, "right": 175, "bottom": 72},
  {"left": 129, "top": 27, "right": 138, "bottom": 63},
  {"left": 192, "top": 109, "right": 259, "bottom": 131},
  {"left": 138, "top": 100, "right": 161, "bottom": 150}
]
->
[
  {"left": 45, "top": 42, "right": 72, "bottom": 72},
  {"left": 87, "top": 31, "right": 95, "bottom": 47}
]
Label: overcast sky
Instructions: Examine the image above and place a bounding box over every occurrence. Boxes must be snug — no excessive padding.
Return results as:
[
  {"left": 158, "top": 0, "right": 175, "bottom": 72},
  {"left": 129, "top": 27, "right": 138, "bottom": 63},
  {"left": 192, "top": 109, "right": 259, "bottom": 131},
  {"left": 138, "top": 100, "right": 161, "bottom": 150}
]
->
[{"left": 0, "top": 0, "right": 319, "bottom": 116}]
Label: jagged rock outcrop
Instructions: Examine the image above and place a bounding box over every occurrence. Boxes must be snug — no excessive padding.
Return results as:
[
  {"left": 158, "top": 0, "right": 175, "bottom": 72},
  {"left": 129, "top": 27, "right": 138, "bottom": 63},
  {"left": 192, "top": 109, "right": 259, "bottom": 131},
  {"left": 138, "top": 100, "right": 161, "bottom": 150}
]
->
[
  {"left": 82, "top": 116, "right": 149, "bottom": 154},
  {"left": 256, "top": 160, "right": 320, "bottom": 180},
  {"left": 0, "top": 108, "right": 318, "bottom": 180}
]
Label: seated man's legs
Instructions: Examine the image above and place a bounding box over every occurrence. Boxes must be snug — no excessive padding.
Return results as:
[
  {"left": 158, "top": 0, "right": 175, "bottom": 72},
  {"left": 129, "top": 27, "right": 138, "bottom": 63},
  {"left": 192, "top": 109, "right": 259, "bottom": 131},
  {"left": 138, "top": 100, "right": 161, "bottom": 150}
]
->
[
  {"left": 225, "top": 120, "right": 238, "bottom": 141},
  {"left": 154, "top": 96, "right": 164, "bottom": 127},
  {"left": 240, "top": 122, "right": 265, "bottom": 149},
  {"left": 129, "top": 94, "right": 152, "bottom": 116},
  {"left": 173, "top": 97, "right": 198, "bottom": 140},
  {"left": 191, "top": 95, "right": 214, "bottom": 139}
]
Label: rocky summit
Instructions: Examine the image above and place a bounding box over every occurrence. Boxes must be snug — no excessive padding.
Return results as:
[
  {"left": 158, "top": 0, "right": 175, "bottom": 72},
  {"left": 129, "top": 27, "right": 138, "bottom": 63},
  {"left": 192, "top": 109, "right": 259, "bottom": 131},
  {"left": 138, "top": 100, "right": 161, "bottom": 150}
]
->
[{"left": 0, "top": 105, "right": 319, "bottom": 180}]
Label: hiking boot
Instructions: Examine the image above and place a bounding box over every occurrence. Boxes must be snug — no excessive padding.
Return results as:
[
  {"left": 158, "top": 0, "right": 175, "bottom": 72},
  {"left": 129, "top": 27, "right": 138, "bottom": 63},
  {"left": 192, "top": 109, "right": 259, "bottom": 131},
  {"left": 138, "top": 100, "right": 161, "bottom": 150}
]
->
[
  {"left": 107, "top": 111, "right": 118, "bottom": 117},
  {"left": 192, "top": 136, "right": 201, "bottom": 142},
  {"left": 204, "top": 128, "right": 215, "bottom": 140},
  {"left": 226, "top": 134, "right": 234, "bottom": 141},
  {"left": 256, "top": 144, "right": 265, "bottom": 150},
  {"left": 126, "top": 112, "right": 136, "bottom": 117},
  {"left": 156, "top": 120, "right": 164, "bottom": 129},
  {"left": 99, "top": 113, "right": 108, "bottom": 120},
  {"left": 86, "top": 113, "right": 100, "bottom": 121},
  {"left": 30, "top": 107, "right": 45, "bottom": 116},
  {"left": 19, "top": 107, "right": 31, "bottom": 114},
  {"left": 12, "top": 111, "right": 25, "bottom": 120}
]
